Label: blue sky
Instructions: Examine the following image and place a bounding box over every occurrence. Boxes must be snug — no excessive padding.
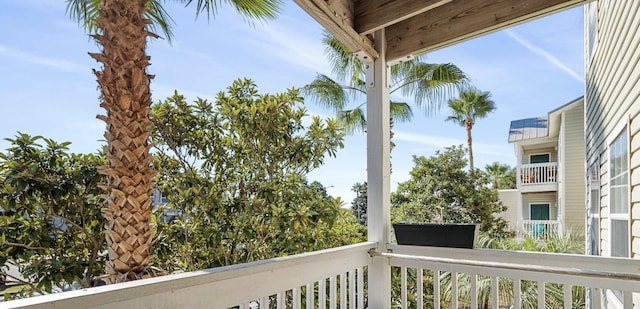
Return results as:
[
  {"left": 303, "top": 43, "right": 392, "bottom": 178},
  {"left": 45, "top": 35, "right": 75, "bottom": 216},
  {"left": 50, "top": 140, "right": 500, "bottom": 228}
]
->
[{"left": 0, "top": 1, "right": 584, "bottom": 204}]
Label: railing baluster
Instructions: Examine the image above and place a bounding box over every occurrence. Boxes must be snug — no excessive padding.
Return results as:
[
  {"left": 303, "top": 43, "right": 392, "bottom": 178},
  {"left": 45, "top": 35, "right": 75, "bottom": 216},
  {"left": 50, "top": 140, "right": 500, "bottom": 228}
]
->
[
  {"left": 330, "top": 275, "right": 337, "bottom": 308},
  {"left": 349, "top": 270, "right": 356, "bottom": 309},
  {"left": 401, "top": 266, "right": 407, "bottom": 309},
  {"left": 592, "top": 288, "right": 601, "bottom": 309},
  {"left": 357, "top": 267, "right": 364, "bottom": 309},
  {"left": 452, "top": 271, "right": 458, "bottom": 309},
  {"left": 563, "top": 284, "right": 572, "bottom": 308},
  {"left": 623, "top": 291, "right": 633, "bottom": 309},
  {"left": 276, "top": 292, "right": 283, "bottom": 309},
  {"left": 306, "top": 283, "right": 314, "bottom": 309},
  {"left": 470, "top": 274, "right": 477, "bottom": 309},
  {"left": 434, "top": 270, "right": 441, "bottom": 309},
  {"left": 319, "top": 279, "right": 327, "bottom": 309},
  {"left": 340, "top": 272, "right": 347, "bottom": 309},
  {"left": 417, "top": 268, "right": 424, "bottom": 309},
  {"left": 491, "top": 276, "right": 498, "bottom": 309},
  {"left": 293, "top": 287, "right": 301, "bottom": 309},
  {"left": 519, "top": 162, "right": 558, "bottom": 185},
  {"left": 537, "top": 282, "right": 545, "bottom": 309},
  {"left": 514, "top": 279, "right": 521, "bottom": 309}
]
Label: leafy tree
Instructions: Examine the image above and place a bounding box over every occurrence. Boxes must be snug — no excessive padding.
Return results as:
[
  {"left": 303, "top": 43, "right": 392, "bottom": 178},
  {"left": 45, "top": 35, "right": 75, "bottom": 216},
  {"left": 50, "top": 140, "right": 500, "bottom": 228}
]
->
[
  {"left": 446, "top": 88, "right": 496, "bottom": 171},
  {"left": 391, "top": 145, "right": 513, "bottom": 238},
  {"left": 303, "top": 33, "right": 468, "bottom": 136},
  {"left": 307, "top": 181, "right": 329, "bottom": 198},
  {"left": 0, "top": 134, "right": 106, "bottom": 297},
  {"left": 484, "top": 162, "right": 516, "bottom": 189},
  {"left": 350, "top": 182, "right": 367, "bottom": 225},
  {"left": 149, "top": 79, "right": 351, "bottom": 271},
  {"left": 66, "top": 0, "right": 283, "bottom": 283}
]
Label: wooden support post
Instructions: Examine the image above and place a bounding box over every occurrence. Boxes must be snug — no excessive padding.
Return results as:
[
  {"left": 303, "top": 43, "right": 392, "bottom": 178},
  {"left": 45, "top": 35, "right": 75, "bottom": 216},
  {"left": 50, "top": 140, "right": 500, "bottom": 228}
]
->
[{"left": 367, "top": 29, "right": 391, "bottom": 309}]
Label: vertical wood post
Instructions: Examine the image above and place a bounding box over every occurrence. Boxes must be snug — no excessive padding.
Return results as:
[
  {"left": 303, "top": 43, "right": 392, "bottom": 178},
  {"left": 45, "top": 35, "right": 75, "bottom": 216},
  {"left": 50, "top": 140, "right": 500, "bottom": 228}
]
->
[{"left": 367, "top": 29, "right": 391, "bottom": 309}]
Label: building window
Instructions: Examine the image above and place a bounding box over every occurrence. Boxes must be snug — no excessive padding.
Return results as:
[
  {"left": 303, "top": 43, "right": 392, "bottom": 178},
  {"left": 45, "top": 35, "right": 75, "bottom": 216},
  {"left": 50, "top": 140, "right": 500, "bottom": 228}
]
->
[
  {"left": 530, "top": 203, "right": 550, "bottom": 220},
  {"left": 529, "top": 153, "right": 550, "bottom": 164},
  {"left": 609, "top": 126, "right": 629, "bottom": 258}
]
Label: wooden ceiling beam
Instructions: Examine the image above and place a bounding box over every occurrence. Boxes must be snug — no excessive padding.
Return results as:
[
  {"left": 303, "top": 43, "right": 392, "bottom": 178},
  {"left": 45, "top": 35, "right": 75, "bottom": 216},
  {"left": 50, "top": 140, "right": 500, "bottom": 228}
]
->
[
  {"left": 355, "top": 0, "right": 452, "bottom": 35},
  {"left": 294, "top": 0, "right": 378, "bottom": 59},
  {"left": 385, "top": 0, "right": 588, "bottom": 61}
]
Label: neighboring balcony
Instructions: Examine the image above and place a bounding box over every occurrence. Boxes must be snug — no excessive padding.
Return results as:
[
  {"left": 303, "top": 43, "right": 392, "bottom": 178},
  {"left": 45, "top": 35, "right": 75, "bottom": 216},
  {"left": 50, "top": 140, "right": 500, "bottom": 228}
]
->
[
  {"left": 522, "top": 219, "right": 560, "bottom": 238},
  {"left": 518, "top": 162, "right": 558, "bottom": 192}
]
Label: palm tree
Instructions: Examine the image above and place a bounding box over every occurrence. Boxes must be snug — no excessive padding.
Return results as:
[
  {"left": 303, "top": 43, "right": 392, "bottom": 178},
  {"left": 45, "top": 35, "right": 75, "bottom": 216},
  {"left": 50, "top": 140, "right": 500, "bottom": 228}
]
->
[
  {"left": 303, "top": 33, "right": 468, "bottom": 137},
  {"left": 485, "top": 162, "right": 515, "bottom": 189},
  {"left": 446, "top": 88, "right": 496, "bottom": 171},
  {"left": 66, "top": 0, "right": 282, "bottom": 284}
]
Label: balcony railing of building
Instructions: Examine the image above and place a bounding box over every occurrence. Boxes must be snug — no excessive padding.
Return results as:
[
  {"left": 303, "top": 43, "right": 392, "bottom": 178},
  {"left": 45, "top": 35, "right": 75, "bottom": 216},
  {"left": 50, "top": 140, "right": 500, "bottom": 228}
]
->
[
  {"left": 5, "top": 241, "right": 640, "bottom": 309},
  {"left": 521, "top": 219, "right": 560, "bottom": 238},
  {"left": 519, "top": 162, "right": 558, "bottom": 186}
]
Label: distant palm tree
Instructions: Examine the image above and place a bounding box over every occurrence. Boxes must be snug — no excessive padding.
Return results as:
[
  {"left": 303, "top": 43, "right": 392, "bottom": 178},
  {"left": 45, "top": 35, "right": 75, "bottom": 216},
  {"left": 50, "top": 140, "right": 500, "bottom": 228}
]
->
[
  {"left": 304, "top": 33, "right": 468, "bottom": 138},
  {"left": 446, "top": 88, "right": 496, "bottom": 171},
  {"left": 485, "top": 162, "right": 515, "bottom": 189},
  {"left": 66, "top": 0, "right": 282, "bottom": 284}
]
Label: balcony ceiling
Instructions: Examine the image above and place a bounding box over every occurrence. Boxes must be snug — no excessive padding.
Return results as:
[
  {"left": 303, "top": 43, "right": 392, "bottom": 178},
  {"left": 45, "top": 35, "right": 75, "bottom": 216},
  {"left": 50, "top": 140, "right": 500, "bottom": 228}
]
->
[{"left": 294, "top": 0, "right": 588, "bottom": 61}]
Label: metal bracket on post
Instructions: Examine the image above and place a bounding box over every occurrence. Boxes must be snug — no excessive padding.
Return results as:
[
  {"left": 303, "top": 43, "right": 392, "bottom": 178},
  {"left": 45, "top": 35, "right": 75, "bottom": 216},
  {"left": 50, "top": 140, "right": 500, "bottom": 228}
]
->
[
  {"left": 355, "top": 50, "right": 375, "bottom": 88},
  {"left": 386, "top": 54, "right": 414, "bottom": 67}
]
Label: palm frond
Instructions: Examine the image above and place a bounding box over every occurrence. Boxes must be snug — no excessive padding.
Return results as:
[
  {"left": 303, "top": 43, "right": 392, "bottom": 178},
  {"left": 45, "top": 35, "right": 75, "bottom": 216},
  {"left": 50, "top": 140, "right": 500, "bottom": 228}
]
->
[
  {"left": 66, "top": 0, "right": 176, "bottom": 41},
  {"left": 446, "top": 87, "right": 496, "bottom": 126},
  {"left": 65, "top": 0, "right": 101, "bottom": 34},
  {"left": 302, "top": 74, "right": 351, "bottom": 113},
  {"left": 338, "top": 108, "right": 367, "bottom": 134},
  {"left": 445, "top": 100, "right": 467, "bottom": 127},
  {"left": 323, "top": 32, "right": 365, "bottom": 86},
  {"left": 390, "top": 101, "right": 413, "bottom": 123},
  {"left": 147, "top": 0, "right": 175, "bottom": 41},
  {"left": 181, "top": 0, "right": 283, "bottom": 22},
  {"left": 396, "top": 62, "right": 469, "bottom": 116}
]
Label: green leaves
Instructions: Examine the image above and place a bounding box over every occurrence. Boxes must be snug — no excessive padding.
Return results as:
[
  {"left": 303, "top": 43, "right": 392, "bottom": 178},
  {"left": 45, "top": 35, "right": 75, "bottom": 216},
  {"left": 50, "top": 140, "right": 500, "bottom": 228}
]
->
[
  {"left": 391, "top": 145, "right": 513, "bottom": 238},
  {"left": 150, "top": 79, "right": 353, "bottom": 272},
  {"left": 0, "top": 134, "right": 107, "bottom": 297},
  {"left": 305, "top": 33, "right": 469, "bottom": 133}
]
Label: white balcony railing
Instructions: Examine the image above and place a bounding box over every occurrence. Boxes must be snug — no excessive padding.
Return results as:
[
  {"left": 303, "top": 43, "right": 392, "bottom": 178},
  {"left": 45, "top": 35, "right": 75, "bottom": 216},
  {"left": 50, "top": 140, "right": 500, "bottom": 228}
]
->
[
  {"left": 4, "top": 242, "right": 640, "bottom": 309},
  {"left": 519, "top": 162, "right": 558, "bottom": 186},
  {"left": 522, "top": 220, "right": 559, "bottom": 238},
  {"left": 385, "top": 244, "right": 640, "bottom": 309},
  {"left": 3, "top": 242, "right": 375, "bottom": 309}
]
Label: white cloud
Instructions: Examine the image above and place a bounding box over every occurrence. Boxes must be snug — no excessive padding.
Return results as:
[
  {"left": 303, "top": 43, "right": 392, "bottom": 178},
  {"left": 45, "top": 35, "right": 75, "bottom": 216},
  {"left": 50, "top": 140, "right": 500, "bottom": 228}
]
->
[
  {"left": 504, "top": 29, "right": 584, "bottom": 83},
  {"left": 0, "top": 44, "right": 88, "bottom": 73},
  {"left": 245, "top": 20, "right": 331, "bottom": 75},
  {"left": 394, "top": 131, "right": 462, "bottom": 149},
  {"left": 394, "top": 130, "right": 513, "bottom": 158}
]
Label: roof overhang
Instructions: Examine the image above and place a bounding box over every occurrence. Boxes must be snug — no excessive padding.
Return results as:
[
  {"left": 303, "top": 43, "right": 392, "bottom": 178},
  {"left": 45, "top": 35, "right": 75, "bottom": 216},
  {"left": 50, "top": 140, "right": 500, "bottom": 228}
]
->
[{"left": 294, "top": 0, "right": 589, "bottom": 61}]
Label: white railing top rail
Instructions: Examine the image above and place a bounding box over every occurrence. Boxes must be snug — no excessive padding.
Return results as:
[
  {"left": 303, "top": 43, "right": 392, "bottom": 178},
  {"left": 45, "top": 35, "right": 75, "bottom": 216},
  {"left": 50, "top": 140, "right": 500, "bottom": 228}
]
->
[
  {"left": 520, "top": 162, "right": 558, "bottom": 168},
  {"left": 384, "top": 244, "right": 640, "bottom": 292},
  {"left": 522, "top": 220, "right": 559, "bottom": 223},
  {"left": 2, "top": 242, "right": 376, "bottom": 309}
]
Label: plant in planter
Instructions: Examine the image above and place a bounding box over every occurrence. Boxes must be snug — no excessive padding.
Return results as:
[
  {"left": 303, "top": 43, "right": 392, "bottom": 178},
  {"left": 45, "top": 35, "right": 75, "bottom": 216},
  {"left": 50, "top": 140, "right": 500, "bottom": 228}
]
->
[
  {"left": 392, "top": 202, "right": 479, "bottom": 248},
  {"left": 392, "top": 222, "right": 477, "bottom": 248},
  {"left": 390, "top": 146, "right": 514, "bottom": 247}
]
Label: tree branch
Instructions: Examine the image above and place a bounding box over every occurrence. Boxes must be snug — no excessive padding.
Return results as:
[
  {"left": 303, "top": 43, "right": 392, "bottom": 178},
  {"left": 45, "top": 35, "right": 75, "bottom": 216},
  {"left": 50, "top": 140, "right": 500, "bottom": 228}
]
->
[
  {"left": 2, "top": 272, "right": 44, "bottom": 295},
  {"left": 3, "top": 241, "right": 50, "bottom": 251}
]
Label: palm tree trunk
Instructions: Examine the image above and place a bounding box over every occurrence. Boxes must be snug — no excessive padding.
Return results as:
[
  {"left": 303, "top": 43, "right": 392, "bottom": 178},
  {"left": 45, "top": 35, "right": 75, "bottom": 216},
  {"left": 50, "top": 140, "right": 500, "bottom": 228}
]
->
[
  {"left": 466, "top": 120, "right": 474, "bottom": 171},
  {"left": 92, "top": 0, "right": 157, "bottom": 283}
]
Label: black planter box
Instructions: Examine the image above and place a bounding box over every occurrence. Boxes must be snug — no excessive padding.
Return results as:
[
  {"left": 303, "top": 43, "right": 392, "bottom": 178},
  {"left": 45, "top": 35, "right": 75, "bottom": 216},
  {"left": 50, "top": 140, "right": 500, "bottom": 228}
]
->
[{"left": 393, "top": 223, "right": 477, "bottom": 248}]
